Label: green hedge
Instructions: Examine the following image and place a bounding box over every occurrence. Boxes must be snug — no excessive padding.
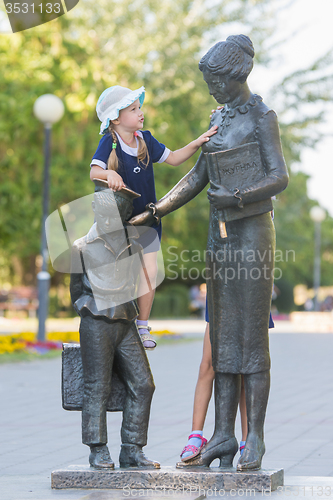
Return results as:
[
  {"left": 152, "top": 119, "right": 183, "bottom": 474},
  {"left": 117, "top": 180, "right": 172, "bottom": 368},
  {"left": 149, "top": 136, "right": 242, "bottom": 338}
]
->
[{"left": 151, "top": 284, "right": 190, "bottom": 318}]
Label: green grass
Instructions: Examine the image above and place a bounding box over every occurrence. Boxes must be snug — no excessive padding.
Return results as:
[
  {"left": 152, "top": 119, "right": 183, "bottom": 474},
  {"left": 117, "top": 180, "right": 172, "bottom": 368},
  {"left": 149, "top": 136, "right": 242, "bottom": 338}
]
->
[{"left": 154, "top": 335, "right": 200, "bottom": 346}]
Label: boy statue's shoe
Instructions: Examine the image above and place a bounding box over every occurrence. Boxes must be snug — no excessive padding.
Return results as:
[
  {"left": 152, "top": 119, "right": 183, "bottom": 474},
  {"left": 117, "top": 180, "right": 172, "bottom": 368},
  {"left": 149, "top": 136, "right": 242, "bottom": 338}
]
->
[
  {"left": 119, "top": 444, "right": 160, "bottom": 469},
  {"left": 89, "top": 444, "right": 115, "bottom": 469}
]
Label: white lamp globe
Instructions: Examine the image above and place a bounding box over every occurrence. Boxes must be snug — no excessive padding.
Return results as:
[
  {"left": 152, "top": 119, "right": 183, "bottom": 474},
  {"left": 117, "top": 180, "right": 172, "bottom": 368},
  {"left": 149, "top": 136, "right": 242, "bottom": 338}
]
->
[
  {"left": 33, "top": 94, "right": 64, "bottom": 125},
  {"left": 310, "top": 206, "right": 326, "bottom": 223}
]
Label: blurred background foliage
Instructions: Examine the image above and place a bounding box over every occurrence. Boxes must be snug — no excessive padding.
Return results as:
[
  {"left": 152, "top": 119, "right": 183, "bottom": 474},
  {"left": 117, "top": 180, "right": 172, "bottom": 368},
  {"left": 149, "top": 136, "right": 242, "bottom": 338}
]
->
[{"left": 1, "top": 0, "right": 333, "bottom": 314}]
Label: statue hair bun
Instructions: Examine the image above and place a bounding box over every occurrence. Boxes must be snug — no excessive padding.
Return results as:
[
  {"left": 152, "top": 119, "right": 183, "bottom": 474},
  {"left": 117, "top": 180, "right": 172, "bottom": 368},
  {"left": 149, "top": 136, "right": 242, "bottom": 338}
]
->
[{"left": 227, "top": 35, "right": 255, "bottom": 59}]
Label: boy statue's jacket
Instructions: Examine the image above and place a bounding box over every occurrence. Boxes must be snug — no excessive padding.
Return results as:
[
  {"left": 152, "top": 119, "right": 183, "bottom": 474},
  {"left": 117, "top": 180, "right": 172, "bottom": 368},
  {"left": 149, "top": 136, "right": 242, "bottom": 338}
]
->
[{"left": 70, "top": 223, "right": 142, "bottom": 322}]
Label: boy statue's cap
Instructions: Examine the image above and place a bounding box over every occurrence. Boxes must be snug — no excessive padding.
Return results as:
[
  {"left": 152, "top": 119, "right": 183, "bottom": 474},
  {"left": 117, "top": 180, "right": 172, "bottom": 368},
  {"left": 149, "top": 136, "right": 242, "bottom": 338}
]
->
[{"left": 93, "top": 178, "right": 141, "bottom": 201}]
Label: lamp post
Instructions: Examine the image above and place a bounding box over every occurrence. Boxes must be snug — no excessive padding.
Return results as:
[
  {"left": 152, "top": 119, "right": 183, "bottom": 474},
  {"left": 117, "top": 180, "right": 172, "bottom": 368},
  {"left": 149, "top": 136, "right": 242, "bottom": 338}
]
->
[
  {"left": 309, "top": 205, "right": 326, "bottom": 312},
  {"left": 33, "top": 94, "right": 64, "bottom": 341}
]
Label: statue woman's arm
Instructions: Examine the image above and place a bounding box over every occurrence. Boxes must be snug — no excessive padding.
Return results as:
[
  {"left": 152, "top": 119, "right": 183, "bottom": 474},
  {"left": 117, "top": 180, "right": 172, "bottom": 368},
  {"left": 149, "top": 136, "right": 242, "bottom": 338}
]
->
[
  {"left": 129, "top": 153, "right": 209, "bottom": 226},
  {"left": 239, "top": 110, "right": 289, "bottom": 205}
]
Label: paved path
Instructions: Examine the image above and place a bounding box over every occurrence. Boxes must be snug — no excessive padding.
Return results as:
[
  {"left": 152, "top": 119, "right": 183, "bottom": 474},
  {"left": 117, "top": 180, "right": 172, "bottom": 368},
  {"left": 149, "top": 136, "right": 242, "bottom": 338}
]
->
[{"left": 0, "top": 324, "right": 333, "bottom": 499}]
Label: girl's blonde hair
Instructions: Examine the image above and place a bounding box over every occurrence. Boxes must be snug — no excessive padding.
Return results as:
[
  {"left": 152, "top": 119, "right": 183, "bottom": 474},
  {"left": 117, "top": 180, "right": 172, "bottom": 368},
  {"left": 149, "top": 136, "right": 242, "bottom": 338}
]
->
[{"left": 107, "top": 123, "right": 150, "bottom": 171}]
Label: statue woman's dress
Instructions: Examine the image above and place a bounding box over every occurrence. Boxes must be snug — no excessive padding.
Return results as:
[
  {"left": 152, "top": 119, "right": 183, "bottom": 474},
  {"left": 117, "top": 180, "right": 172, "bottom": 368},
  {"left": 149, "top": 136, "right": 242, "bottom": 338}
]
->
[
  {"left": 158, "top": 93, "right": 288, "bottom": 375},
  {"left": 204, "top": 94, "right": 287, "bottom": 374}
]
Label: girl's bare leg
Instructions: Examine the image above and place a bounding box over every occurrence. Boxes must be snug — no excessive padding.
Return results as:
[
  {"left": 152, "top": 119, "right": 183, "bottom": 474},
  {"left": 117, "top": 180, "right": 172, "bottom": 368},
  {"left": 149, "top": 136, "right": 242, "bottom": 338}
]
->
[
  {"left": 191, "top": 325, "right": 248, "bottom": 436},
  {"left": 192, "top": 323, "right": 215, "bottom": 430},
  {"left": 181, "top": 323, "right": 214, "bottom": 459},
  {"left": 181, "top": 323, "right": 248, "bottom": 460},
  {"left": 137, "top": 252, "right": 158, "bottom": 349},
  {"left": 137, "top": 251, "right": 158, "bottom": 320}
]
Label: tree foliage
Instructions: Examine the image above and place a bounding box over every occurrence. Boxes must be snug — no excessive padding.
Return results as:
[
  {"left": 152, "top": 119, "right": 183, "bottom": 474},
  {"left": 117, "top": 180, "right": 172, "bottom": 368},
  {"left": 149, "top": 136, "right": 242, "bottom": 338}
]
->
[{"left": 0, "top": 0, "right": 333, "bottom": 300}]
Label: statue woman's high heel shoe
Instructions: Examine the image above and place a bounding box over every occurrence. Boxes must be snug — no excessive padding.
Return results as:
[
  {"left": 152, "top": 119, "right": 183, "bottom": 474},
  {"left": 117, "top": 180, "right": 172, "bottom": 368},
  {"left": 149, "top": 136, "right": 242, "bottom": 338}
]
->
[
  {"left": 236, "top": 435, "right": 265, "bottom": 471},
  {"left": 176, "top": 436, "right": 238, "bottom": 468}
]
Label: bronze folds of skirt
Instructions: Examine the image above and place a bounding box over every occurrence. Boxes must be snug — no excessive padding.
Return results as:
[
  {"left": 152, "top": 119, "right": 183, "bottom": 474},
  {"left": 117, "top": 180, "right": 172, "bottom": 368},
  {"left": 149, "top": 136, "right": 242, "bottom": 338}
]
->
[{"left": 206, "top": 211, "right": 275, "bottom": 374}]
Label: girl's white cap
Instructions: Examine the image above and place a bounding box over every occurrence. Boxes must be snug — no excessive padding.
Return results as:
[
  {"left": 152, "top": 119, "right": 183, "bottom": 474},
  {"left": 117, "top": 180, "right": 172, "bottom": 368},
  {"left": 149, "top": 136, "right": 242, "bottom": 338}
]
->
[{"left": 96, "top": 85, "right": 145, "bottom": 135}]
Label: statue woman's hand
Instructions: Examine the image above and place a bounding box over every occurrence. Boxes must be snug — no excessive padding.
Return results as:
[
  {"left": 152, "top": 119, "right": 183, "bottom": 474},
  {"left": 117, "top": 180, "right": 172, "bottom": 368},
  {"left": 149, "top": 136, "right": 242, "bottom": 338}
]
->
[
  {"left": 129, "top": 209, "right": 155, "bottom": 227},
  {"left": 207, "top": 180, "right": 239, "bottom": 209}
]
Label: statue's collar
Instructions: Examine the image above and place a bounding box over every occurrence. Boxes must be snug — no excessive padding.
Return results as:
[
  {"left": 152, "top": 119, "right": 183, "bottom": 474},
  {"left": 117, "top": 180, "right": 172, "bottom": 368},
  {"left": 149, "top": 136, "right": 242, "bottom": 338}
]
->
[
  {"left": 222, "top": 94, "right": 262, "bottom": 119},
  {"left": 87, "top": 222, "right": 139, "bottom": 243}
]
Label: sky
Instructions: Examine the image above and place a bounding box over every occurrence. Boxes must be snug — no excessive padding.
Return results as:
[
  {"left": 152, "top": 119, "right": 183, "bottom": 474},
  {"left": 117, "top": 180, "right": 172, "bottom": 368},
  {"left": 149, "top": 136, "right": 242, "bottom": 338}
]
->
[
  {"left": 287, "top": 0, "right": 333, "bottom": 217},
  {"left": 251, "top": 0, "right": 333, "bottom": 216},
  {"left": 1, "top": 0, "right": 332, "bottom": 216}
]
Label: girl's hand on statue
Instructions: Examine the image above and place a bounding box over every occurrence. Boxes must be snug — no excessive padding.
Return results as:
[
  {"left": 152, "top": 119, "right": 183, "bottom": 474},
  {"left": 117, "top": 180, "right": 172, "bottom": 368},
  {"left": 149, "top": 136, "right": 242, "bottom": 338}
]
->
[
  {"left": 209, "top": 106, "right": 223, "bottom": 119},
  {"left": 106, "top": 170, "right": 126, "bottom": 190},
  {"left": 207, "top": 180, "right": 237, "bottom": 209},
  {"left": 196, "top": 125, "right": 218, "bottom": 146}
]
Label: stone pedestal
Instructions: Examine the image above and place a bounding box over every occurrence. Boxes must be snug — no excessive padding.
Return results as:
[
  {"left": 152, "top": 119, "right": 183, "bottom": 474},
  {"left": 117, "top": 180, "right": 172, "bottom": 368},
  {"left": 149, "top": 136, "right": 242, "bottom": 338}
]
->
[{"left": 51, "top": 465, "right": 283, "bottom": 492}]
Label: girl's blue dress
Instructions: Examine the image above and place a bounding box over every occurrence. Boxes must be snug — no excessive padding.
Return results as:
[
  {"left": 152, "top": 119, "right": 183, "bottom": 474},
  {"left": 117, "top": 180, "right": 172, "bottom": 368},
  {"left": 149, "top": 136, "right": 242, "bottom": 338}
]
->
[{"left": 91, "top": 130, "right": 170, "bottom": 246}]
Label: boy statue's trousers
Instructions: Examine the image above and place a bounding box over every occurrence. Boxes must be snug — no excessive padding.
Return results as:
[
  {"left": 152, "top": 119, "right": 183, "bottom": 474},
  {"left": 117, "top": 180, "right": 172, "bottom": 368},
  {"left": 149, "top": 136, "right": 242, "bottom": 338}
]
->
[{"left": 79, "top": 316, "right": 155, "bottom": 447}]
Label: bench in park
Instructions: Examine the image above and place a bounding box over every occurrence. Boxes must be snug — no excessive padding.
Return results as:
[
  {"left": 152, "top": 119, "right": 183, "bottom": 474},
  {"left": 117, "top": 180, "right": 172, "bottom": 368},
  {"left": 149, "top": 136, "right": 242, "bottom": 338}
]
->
[{"left": 0, "top": 286, "right": 38, "bottom": 318}]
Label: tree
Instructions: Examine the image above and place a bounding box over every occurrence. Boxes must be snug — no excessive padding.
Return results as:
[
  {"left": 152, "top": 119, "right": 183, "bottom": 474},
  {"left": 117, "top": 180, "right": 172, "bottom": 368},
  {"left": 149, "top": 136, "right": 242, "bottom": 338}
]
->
[
  {"left": 268, "top": 48, "right": 333, "bottom": 303},
  {"left": 0, "top": 0, "right": 275, "bottom": 283},
  {"left": 0, "top": 0, "right": 333, "bottom": 300}
]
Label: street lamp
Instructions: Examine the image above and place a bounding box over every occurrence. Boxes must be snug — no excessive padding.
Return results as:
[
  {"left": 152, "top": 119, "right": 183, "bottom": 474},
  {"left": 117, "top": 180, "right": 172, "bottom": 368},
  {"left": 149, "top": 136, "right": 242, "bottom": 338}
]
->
[
  {"left": 309, "top": 205, "right": 326, "bottom": 312},
  {"left": 33, "top": 94, "right": 65, "bottom": 341}
]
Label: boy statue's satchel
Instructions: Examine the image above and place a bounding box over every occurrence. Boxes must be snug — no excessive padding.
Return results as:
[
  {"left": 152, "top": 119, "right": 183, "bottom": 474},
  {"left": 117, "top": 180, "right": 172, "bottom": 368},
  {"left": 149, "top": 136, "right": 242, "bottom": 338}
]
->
[
  {"left": 62, "top": 343, "right": 126, "bottom": 411},
  {"left": 204, "top": 142, "right": 273, "bottom": 236}
]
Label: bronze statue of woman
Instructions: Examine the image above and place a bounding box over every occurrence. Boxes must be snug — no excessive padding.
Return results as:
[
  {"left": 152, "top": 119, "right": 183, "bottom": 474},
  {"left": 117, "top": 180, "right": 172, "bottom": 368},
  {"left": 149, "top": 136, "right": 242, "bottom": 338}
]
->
[{"left": 131, "top": 35, "right": 288, "bottom": 471}]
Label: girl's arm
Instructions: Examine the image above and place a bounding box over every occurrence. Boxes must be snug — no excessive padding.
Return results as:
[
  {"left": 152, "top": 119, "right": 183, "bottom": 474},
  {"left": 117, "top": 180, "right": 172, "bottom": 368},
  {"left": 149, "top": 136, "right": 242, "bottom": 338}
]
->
[
  {"left": 90, "top": 165, "right": 126, "bottom": 190},
  {"left": 164, "top": 126, "right": 218, "bottom": 166}
]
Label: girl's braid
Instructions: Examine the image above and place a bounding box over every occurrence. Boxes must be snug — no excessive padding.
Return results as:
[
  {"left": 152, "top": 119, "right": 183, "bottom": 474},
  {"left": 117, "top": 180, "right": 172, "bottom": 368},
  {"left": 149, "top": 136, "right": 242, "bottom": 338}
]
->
[{"left": 107, "top": 125, "right": 119, "bottom": 171}]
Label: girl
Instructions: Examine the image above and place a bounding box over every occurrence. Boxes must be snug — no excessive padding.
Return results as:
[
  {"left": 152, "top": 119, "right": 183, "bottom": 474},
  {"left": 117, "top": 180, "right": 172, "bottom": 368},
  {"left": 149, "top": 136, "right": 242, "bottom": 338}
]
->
[{"left": 90, "top": 85, "right": 217, "bottom": 350}]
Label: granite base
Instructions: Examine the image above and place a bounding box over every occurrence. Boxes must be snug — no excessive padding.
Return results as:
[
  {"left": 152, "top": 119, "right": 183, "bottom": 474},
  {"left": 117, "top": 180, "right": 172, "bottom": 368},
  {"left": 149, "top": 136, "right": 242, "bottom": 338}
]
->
[{"left": 51, "top": 465, "right": 284, "bottom": 492}]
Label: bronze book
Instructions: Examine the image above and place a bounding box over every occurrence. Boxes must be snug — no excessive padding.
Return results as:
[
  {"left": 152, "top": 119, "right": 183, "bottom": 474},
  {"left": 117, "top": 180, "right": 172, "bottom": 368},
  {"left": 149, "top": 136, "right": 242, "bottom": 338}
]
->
[{"left": 204, "top": 142, "right": 273, "bottom": 223}]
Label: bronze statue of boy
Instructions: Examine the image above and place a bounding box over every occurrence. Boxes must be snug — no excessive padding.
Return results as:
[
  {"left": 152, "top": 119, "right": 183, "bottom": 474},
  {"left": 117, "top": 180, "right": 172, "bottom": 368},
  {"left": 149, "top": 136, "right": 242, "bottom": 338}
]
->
[{"left": 70, "top": 180, "right": 159, "bottom": 470}]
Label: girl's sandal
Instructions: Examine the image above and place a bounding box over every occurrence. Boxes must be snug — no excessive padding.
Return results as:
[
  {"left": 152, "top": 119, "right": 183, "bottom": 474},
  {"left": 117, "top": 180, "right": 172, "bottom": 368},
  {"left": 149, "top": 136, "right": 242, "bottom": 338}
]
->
[
  {"left": 137, "top": 325, "right": 157, "bottom": 351},
  {"left": 180, "top": 434, "right": 208, "bottom": 462}
]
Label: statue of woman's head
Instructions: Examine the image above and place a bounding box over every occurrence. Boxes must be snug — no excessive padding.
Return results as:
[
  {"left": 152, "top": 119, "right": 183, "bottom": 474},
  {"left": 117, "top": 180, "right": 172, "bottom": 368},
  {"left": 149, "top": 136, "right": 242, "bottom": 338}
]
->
[{"left": 199, "top": 35, "right": 254, "bottom": 84}]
